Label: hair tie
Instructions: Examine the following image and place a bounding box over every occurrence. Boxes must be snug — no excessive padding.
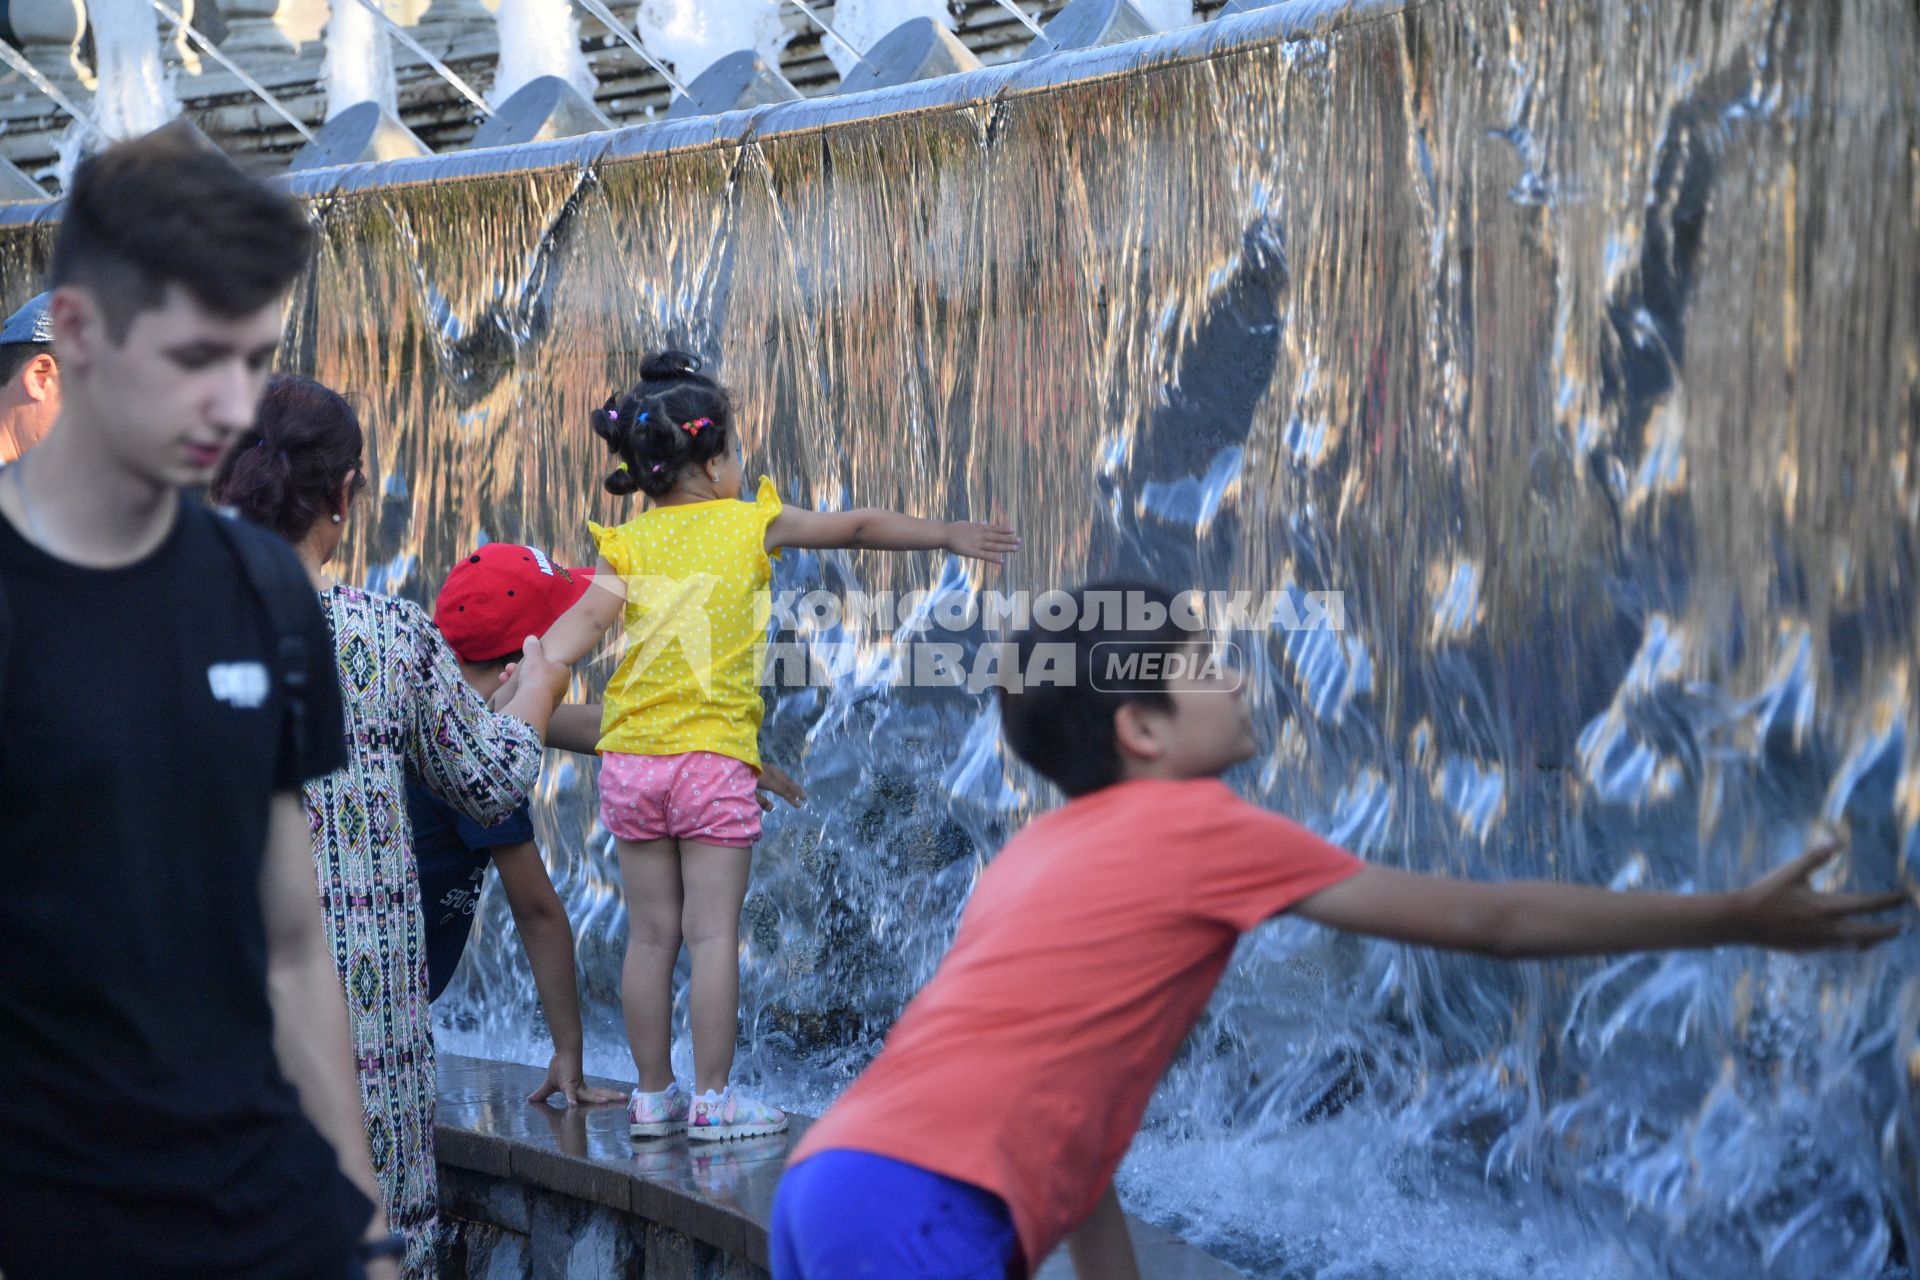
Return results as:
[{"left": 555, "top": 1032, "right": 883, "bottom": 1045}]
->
[
  {"left": 682, "top": 417, "right": 712, "bottom": 436},
  {"left": 604, "top": 408, "right": 618, "bottom": 422},
  {"left": 615, "top": 461, "right": 629, "bottom": 472},
  {"left": 639, "top": 410, "right": 651, "bottom": 425},
  {"left": 651, "top": 462, "right": 666, "bottom": 473}
]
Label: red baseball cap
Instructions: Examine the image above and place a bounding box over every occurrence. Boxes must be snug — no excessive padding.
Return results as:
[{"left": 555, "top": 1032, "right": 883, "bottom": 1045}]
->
[{"left": 432, "top": 543, "right": 593, "bottom": 664}]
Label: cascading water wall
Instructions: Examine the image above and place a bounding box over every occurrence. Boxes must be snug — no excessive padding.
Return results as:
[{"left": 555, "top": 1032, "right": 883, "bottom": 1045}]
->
[
  {"left": 322, "top": 0, "right": 396, "bottom": 118},
  {"left": 632, "top": 0, "right": 790, "bottom": 83},
  {"left": 2, "top": 0, "right": 1905, "bottom": 1274},
  {"left": 85, "top": 0, "right": 180, "bottom": 137},
  {"left": 488, "top": 0, "right": 595, "bottom": 105}
]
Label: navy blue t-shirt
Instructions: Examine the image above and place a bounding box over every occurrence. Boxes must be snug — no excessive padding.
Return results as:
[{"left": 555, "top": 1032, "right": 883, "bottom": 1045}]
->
[{"left": 406, "top": 772, "right": 536, "bottom": 999}]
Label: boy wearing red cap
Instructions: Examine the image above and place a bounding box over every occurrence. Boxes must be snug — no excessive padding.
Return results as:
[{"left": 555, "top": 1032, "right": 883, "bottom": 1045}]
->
[
  {"left": 409, "top": 543, "right": 619, "bottom": 1105},
  {"left": 415, "top": 545, "right": 800, "bottom": 1105}
]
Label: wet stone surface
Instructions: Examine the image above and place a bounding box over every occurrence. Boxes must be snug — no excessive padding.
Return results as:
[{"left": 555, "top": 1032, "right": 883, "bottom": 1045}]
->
[{"left": 435, "top": 1054, "right": 1247, "bottom": 1279}]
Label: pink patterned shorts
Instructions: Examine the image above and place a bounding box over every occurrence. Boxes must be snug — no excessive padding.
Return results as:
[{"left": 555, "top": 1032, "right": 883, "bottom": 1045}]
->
[{"left": 599, "top": 751, "right": 762, "bottom": 847}]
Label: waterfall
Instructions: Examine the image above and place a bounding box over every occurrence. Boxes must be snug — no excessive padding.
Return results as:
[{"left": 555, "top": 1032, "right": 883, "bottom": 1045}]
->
[{"left": 14, "top": 0, "right": 1907, "bottom": 1274}]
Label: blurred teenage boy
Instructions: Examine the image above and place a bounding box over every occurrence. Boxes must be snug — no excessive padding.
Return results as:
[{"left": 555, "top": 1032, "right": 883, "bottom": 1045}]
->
[
  {"left": 0, "top": 131, "right": 400, "bottom": 1275},
  {"left": 771, "top": 582, "right": 1909, "bottom": 1280}
]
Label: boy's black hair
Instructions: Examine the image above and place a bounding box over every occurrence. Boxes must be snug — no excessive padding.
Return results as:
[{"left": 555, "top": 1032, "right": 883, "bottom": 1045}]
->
[
  {"left": 0, "top": 343, "right": 52, "bottom": 387},
  {"left": 593, "top": 350, "right": 734, "bottom": 499},
  {"left": 997, "top": 581, "right": 1195, "bottom": 798},
  {"left": 50, "top": 127, "right": 315, "bottom": 342}
]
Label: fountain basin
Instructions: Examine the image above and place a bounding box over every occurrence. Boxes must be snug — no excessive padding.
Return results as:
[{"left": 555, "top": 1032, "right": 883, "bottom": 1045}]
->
[{"left": 435, "top": 1054, "right": 1246, "bottom": 1279}]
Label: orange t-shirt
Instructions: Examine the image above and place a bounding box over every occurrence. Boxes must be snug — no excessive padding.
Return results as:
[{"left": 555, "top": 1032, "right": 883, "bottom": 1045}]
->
[{"left": 789, "top": 777, "right": 1364, "bottom": 1271}]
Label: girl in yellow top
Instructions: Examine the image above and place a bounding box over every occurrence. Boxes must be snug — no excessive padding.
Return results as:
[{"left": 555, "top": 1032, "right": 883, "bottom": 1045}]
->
[{"left": 539, "top": 351, "right": 1019, "bottom": 1142}]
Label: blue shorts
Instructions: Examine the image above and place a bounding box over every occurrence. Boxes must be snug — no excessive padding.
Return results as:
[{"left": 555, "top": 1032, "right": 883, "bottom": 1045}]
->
[{"left": 771, "top": 1149, "right": 1021, "bottom": 1280}]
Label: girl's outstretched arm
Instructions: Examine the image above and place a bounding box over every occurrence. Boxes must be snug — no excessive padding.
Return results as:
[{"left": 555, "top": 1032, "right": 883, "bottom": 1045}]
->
[
  {"left": 766, "top": 506, "right": 1020, "bottom": 563},
  {"left": 541, "top": 554, "right": 627, "bottom": 666}
]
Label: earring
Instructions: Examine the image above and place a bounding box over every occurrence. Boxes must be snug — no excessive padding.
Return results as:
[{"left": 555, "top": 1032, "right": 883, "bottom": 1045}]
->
[{"left": 331, "top": 514, "right": 342, "bottom": 524}]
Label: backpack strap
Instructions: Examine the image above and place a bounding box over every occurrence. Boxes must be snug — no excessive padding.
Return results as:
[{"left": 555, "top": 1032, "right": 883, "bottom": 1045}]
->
[
  {"left": 0, "top": 464, "right": 11, "bottom": 740},
  {"left": 0, "top": 548, "right": 10, "bottom": 742},
  {"left": 208, "top": 506, "right": 312, "bottom": 785}
]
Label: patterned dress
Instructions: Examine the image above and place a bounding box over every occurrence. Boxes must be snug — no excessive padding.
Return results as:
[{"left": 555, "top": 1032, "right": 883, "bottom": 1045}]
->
[{"left": 306, "top": 586, "right": 543, "bottom": 1279}]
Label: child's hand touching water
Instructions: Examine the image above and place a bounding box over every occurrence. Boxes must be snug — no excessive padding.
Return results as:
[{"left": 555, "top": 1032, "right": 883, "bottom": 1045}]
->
[
  {"left": 943, "top": 520, "right": 1022, "bottom": 565},
  {"left": 756, "top": 763, "right": 807, "bottom": 811}
]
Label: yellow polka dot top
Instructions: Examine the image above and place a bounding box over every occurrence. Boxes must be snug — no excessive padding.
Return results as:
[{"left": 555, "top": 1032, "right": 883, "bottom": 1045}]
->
[{"left": 588, "top": 475, "right": 783, "bottom": 770}]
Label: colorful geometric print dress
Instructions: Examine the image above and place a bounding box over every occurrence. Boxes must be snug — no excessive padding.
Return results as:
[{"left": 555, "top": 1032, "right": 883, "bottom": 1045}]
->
[{"left": 306, "top": 586, "right": 544, "bottom": 1279}]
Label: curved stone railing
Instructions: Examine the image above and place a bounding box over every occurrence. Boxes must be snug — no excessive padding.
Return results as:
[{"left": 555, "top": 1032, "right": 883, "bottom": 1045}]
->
[{"left": 436, "top": 1054, "right": 1248, "bottom": 1279}]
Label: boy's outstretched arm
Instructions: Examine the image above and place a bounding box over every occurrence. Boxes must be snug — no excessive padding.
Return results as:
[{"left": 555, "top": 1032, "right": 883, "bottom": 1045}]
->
[
  {"left": 766, "top": 506, "right": 1020, "bottom": 564},
  {"left": 754, "top": 761, "right": 806, "bottom": 810},
  {"left": 1065, "top": 1182, "right": 1142, "bottom": 1280},
  {"left": 545, "top": 703, "right": 604, "bottom": 755},
  {"left": 1292, "top": 842, "right": 1909, "bottom": 958},
  {"left": 492, "top": 841, "right": 625, "bottom": 1108}
]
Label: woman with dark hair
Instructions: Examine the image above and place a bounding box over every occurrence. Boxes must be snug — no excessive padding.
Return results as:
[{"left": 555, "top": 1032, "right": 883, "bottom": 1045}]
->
[{"left": 213, "top": 374, "right": 571, "bottom": 1279}]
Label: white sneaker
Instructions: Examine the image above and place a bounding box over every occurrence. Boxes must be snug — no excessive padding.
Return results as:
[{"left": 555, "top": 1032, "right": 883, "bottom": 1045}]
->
[
  {"left": 628, "top": 1081, "right": 689, "bottom": 1138},
  {"left": 685, "top": 1086, "right": 788, "bottom": 1143}
]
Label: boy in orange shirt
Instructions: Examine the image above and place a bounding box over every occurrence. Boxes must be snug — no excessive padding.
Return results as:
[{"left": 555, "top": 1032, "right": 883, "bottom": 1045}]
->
[{"left": 772, "top": 582, "right": 1909, "bottom": 1279}]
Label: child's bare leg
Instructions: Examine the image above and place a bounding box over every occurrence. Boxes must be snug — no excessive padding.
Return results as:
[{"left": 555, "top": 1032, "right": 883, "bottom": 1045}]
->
[
  {"left": 678, "top": 839, "right": 753, "bottom": 1095},
  {"left": 617, "top": 836, "right": 683, "bottom": 1093}
]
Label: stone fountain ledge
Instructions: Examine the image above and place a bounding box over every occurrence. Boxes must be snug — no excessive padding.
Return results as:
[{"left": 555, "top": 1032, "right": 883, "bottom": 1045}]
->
[{"left": 436, "top": 1054, "right": 1248, "bottom": 1279}]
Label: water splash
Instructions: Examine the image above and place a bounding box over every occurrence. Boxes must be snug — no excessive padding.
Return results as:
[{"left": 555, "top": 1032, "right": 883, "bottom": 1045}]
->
[
  {"left": 490, "top": 0, "right": 596, "bottom": 105},
  {"left": 322, "top": 0, "right": 395, "bottom": 118},
  {"left": 818, "top": 0, "right": 955, "bottom": 76},
  {"left": 633, "top": 0, "right": 791, "bottom": 84},
  {"left": 85, "top": 0, "right": 180, "bottom": 138}
]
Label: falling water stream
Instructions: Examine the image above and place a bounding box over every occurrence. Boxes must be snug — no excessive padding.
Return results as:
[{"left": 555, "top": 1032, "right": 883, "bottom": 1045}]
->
[
  {"left": 488, "top": 0, "right": 596, "bottom": 105},
  {"left": 3, "top": 1, "right": 1913, "bottom": 1275},
  {"left": 85, "top": 0, "right": 179, "bottom": 137},
  {"left": 322, "top": 0, "right": 396, "bottom": 118},
  {"left": 633, "top": 0, "right": 792, "bottom": 84}
]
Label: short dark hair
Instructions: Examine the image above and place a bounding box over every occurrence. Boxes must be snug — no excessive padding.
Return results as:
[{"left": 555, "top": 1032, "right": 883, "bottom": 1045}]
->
[
  {"left": 50, "top": 127, "right": 314, "bottom": 341},
  {"left": 211, "top": 374, "right": 367, "bottom": 543},
  {"left": 594, "top": 350, "right": 735, "bottom": 499},
  {"left": 997, "top": 581, "right": 1194, "bottom": 798},
  {"left": 0, "top": 343, "right": 52, "bottom": 387}
]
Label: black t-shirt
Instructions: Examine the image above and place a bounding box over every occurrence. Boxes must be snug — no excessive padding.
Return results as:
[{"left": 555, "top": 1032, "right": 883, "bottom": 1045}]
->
[{"left": 0, "top": 495, "right": 373, "bottom": 1278}]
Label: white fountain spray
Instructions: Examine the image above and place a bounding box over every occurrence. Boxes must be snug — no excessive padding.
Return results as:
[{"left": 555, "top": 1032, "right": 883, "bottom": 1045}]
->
[
  {"left": 817, "top": 0, "right": 953, "bottom": 77},
  {"left": 85, "top": 0, "right": 181, "bottom": 138},
  {"left": 633, "top": 0, "right": 790, "bottom": 83},
  {"left": 323, "top": 0, "right": 396, "bottom": 118},
  {"left": 490, "top": 0, "right": 596, "bottom": 106}
]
